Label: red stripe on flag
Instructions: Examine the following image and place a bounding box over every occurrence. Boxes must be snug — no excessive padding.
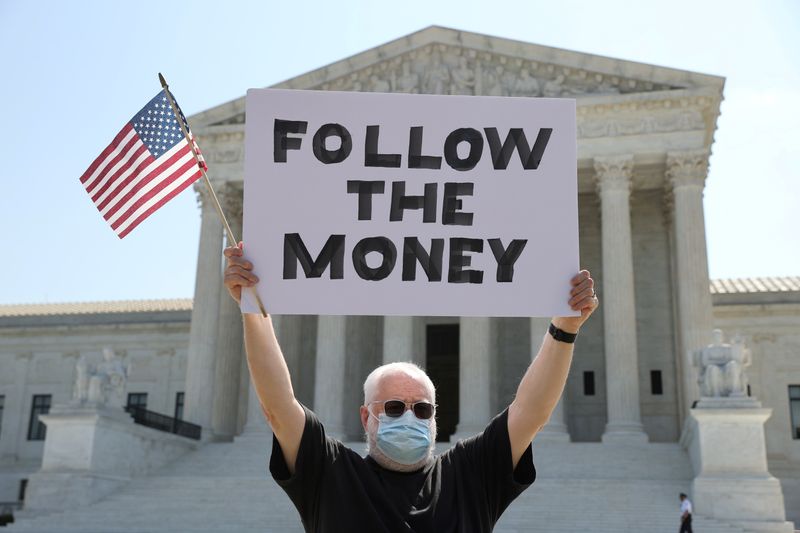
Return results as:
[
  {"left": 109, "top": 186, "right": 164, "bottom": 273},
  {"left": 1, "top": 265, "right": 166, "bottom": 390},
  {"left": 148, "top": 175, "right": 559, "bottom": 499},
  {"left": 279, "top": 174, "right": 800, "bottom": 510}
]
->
[
  {"left": 116, "top": 169, "right": 203, "bottom": 239},
  {"left": 84, "top": 132, "right": 141, "bottom": 194},
  {"left": 90, "top": 144, "right": 150, "bottom": 203},
  {"left": 95, "top": 154, "right": 154, "bottom": 212},
  {"left": 110, "top": 157, "right": 199, "bottom": 231},
  {"left": 79, "top": 124, "right": 134, "bottom": 184},
  {"left": 102, "top": 144, "right": 192, "bottom": 221},
  {"left": 191, "top": 136, "right": 208, "bottom": 171}
]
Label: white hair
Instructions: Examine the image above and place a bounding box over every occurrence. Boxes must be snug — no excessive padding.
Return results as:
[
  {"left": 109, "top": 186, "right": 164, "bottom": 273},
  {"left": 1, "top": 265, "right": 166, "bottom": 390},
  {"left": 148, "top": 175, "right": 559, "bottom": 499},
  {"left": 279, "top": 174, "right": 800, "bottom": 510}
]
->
[{"left": 363, "top": 362, "right": 436, "bottom": 406}]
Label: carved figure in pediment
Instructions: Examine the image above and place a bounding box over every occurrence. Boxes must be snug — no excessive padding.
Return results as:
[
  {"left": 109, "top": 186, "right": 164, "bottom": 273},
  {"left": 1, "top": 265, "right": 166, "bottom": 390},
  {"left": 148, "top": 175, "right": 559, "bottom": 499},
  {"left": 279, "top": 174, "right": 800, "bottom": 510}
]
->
[
  {"left": 543, "top": 75, "right": 565, "bottom": 97},
  {"left": 396, "top": 61, "right": 420, "bottom": 93},
  {"left": 450, "top": 56, "right": 475, "bottom": 95},
  {"left": 566, "top": 85, "right": 589, "bottom": 96},
  {"left": 595, "top": 81, "right": 620, "bottom": 95},
  {"left": 369, "top": 75, "right": 390, "bottom": 93},
  {"left": 423, "top": 50, "right": 450, "bottom": 94},
  {"left": 483, "top": 65, "right": 505, "bottom": 96},
  {"left": 501, "top": 69, "right": 517, "bottom": 96},
  {"left": 511, "top": 69, "right": 541, "bottom": 97}
]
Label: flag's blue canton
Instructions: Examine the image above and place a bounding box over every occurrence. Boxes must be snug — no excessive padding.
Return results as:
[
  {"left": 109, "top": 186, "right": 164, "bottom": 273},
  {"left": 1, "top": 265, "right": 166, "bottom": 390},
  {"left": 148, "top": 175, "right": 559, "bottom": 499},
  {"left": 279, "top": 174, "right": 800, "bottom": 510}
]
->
[{"left": 130, "top": 90, "right": 190, "bottom": 159}]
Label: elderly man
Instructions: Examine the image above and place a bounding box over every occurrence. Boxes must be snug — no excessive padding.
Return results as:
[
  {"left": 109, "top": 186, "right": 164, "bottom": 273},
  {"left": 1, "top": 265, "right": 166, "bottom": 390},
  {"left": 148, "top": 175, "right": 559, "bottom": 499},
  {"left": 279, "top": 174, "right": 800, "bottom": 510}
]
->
[{"left": 224, "top": 244, "right": 598, "bottom": 532}]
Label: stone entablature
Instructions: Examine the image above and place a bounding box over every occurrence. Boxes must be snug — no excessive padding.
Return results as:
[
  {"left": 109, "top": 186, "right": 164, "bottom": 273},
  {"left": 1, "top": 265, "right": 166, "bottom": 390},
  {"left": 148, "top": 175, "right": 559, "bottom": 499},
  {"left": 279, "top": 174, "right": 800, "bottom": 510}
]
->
[
  {"left": 194, "top": 90, "right": 719, "bottom": 189},
  {"left": 196, "top": 89, "right": 718, "bottom": 140}
]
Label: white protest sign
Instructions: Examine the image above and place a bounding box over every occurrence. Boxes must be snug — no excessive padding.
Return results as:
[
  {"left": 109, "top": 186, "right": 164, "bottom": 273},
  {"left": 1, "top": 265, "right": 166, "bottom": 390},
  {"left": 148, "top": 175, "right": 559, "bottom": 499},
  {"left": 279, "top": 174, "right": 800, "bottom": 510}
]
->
[{"left": 242, "top": 89, "right": 578, "bottom": 317}]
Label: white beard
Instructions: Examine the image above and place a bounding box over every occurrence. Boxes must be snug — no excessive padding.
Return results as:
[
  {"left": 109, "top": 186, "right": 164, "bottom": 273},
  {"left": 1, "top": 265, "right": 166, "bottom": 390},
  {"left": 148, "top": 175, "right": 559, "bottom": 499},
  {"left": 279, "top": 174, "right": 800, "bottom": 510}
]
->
[{"left": 365, "top": 415, "right": 437, "bottom": 472}]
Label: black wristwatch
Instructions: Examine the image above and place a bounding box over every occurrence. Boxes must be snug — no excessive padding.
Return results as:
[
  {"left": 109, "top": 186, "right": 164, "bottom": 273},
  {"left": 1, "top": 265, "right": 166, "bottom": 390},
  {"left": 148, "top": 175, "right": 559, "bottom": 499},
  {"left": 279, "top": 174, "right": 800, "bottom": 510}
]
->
[{"left": 549, "top": 322, "right": 578, "bottom": 344}]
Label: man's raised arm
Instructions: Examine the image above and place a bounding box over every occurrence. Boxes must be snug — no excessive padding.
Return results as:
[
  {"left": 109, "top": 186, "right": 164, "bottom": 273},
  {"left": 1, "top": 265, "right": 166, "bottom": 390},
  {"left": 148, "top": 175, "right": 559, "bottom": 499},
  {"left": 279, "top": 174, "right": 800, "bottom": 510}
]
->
[
  {"left": 507, "top": 270, "right": 598, "bottom": 467},
  {"left": 224, "top": 244, "right": 306, "bottom": 473}
]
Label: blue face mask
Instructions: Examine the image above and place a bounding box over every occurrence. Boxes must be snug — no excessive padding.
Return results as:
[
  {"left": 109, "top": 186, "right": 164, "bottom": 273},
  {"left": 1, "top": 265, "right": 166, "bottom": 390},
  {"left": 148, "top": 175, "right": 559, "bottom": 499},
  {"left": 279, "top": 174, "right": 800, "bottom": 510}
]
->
[{"left": 373, "top": 410, "right": 432, "bottom": 465}]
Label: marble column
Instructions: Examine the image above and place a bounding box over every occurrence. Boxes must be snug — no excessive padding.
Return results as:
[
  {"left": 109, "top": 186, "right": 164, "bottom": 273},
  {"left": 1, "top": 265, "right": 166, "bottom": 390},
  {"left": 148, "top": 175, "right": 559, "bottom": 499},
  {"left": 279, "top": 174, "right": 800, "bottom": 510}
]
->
[
  {"left": 1, "top": 352, "right": 32, "bottom": 458},
  {"left": 530, "top": 317, "right": 570, "bottom": 440},
  {"left": 667, "top": 150, "right": 715, "bottom": 417},
  {"left": 383, "top": 316, "right": 413, "bottom": 364},
  {"left": 314, "top": 315, "right": 347, "bottom": 438},
  {"left": 594, "top": 156, "right": 648, "bottom": 443},
  {"left": 211, "top": 184, "right": 244, "bottom": 441},
  {"left": 382, "top": 316, "right": 424, "bottom": 366},
  {"left": 454, "top": 317, "right": 493, "bottom": 438},
  {"left": 184, "top": 183, "right": 224, "bottom": 433}
]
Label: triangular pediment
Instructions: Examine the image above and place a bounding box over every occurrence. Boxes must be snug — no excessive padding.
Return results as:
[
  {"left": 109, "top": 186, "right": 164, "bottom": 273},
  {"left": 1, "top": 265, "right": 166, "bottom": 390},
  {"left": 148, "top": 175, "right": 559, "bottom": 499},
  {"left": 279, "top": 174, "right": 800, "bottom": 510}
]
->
[{"left": 191, "top": 26, "right": 724, "bottom": 129}]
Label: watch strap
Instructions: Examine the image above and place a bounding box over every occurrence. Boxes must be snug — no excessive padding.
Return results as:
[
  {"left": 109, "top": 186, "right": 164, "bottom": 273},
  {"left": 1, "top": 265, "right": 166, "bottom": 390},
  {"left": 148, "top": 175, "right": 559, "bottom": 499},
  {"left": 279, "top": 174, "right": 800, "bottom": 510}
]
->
[{"left": 549, "top": 322, "right": 577, "bottom": 344}]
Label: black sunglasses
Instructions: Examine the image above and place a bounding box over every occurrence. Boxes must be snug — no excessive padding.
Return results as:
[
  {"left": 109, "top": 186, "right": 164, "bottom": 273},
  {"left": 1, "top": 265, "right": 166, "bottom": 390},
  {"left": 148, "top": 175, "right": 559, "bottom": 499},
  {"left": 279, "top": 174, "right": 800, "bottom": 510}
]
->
[{"left": 371, "top": 399, "right": 435, "bottom": 420}]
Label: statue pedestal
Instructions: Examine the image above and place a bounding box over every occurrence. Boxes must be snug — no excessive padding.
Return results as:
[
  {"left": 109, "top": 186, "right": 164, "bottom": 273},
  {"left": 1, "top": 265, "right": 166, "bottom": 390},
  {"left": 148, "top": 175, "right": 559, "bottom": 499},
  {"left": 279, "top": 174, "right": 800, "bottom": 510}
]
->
[
  {"left": 23, "top": 403, "right": 197, "bottom": 513},
  {"left": 680, "top": 400, "right": 793, "bottom": 533}
]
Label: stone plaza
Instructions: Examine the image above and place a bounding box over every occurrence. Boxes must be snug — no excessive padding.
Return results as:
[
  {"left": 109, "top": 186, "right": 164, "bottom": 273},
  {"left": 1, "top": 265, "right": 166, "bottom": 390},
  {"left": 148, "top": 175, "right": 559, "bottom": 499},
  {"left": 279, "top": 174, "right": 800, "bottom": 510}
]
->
[{"left": 0, "top": 27, "right": 798, "bottom": 532}]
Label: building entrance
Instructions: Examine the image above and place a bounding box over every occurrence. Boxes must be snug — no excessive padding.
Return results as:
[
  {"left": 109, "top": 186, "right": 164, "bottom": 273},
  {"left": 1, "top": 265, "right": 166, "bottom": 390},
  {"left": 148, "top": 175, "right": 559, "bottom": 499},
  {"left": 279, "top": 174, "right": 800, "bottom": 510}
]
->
[{"left": 425, "top": 324, "right": 459, "bottom": 441}]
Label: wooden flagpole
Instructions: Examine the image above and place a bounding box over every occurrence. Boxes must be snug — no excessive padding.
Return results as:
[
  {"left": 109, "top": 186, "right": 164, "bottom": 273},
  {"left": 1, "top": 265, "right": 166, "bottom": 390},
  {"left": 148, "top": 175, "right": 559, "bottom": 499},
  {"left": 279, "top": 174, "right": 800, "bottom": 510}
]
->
[{"left": 158, "top": 73, "right": 268, "bottom": 318}]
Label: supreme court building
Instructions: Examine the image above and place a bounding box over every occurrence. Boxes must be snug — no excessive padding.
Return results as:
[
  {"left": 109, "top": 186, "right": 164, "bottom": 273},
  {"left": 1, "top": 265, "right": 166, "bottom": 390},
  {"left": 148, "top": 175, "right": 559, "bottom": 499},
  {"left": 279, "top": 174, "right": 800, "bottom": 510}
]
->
[
  {"left": 0, "top": 27, "right": 798, "bottom": 531},
  {"left": 183, "top": 25, "right": 730, "bottom": 444}
]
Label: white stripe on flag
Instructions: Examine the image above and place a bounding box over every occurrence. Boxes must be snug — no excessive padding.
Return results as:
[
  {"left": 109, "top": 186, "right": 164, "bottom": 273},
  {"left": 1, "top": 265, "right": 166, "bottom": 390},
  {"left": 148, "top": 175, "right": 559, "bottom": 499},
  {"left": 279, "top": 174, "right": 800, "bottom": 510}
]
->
[
  {"left": 100, "top": 141, "right": 192, "bottom": 219},
  {"left": 105, "top": 143, "right": 194, "bottom": 226},
  {"left": 91, "top": 146, "right": 151, "bottom": 207},
  {"left": 113, "top": 162, "right": 199, "bottom": 236},
  {"left": 83, "top": 128, "right": 139, "bottom": 193}
]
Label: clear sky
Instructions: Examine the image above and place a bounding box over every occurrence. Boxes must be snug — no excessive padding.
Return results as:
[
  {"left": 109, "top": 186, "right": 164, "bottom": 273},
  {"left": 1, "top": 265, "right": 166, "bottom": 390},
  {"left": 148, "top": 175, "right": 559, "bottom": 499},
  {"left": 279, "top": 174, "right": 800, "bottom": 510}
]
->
[{"left": 0, "top": 0, "right": 797, "bottom": 305}]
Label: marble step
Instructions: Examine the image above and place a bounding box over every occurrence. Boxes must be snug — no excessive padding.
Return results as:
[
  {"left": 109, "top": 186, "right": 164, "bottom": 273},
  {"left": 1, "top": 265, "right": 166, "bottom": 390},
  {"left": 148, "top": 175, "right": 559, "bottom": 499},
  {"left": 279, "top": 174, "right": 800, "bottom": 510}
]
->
[{"left": 4, "top": 437, "right": 761, "bottom": 533}]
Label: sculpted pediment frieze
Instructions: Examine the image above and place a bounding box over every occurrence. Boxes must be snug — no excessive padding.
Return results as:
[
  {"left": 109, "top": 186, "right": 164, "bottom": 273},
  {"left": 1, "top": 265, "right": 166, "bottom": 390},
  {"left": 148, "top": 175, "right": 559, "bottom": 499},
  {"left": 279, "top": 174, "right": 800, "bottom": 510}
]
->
[
  {"left": 207, "top": 43, "right": 683, "bottom": 128},
  {"left": 312, "top": 44, "right": 678, "bottom": 97}
]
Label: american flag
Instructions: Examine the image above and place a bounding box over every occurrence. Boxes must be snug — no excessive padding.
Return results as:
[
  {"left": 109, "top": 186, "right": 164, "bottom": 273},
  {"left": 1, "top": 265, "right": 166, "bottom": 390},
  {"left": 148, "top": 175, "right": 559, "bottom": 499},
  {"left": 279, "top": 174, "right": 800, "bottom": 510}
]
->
[{"left": 79, "top": 90, "right": 207, "bottom": 238}]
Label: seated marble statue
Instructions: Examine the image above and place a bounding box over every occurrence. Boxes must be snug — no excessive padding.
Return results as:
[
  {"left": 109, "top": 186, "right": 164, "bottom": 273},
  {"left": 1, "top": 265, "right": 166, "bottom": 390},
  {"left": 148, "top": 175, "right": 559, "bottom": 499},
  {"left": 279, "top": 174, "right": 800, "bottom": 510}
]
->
[
  {"left": 695, "top": 329, "right": 751, "bottom": 398},
  {"left": 73, "top": 347, "right": 129, "bottom": 408}
]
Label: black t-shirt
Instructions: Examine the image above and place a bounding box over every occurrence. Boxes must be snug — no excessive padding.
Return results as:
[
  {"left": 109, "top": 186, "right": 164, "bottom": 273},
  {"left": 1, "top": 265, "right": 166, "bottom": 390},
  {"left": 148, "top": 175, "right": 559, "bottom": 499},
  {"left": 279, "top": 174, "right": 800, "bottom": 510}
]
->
[{"left": 270, "top": 406, "right": 535, "bottom": 533}]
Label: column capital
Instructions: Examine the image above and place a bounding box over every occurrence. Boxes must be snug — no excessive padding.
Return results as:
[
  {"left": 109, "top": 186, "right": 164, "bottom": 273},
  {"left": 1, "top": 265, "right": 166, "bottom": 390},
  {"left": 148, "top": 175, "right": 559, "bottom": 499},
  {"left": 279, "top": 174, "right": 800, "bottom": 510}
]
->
[
  {"left": 666, "top": 149, "right": 709, "bottom": 190},
  {"left": 455, "top": 317, "right": 494, "bottom": 438},
  {"left": 219, "top": 182, "right": 243, "bottom": 222},
  {"left": 593, "top": 155, "right": 634, "bottom": 195},
  {"left": 193, "top": 181, "right": 216, "bottom": 210}
]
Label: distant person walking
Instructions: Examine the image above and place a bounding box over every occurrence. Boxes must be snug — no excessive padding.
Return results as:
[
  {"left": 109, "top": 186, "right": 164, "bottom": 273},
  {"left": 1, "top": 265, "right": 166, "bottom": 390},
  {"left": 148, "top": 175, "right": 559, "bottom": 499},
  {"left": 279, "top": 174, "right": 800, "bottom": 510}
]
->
[{"left": 679, "top": 493, "right": 693, "bottom": 533}]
